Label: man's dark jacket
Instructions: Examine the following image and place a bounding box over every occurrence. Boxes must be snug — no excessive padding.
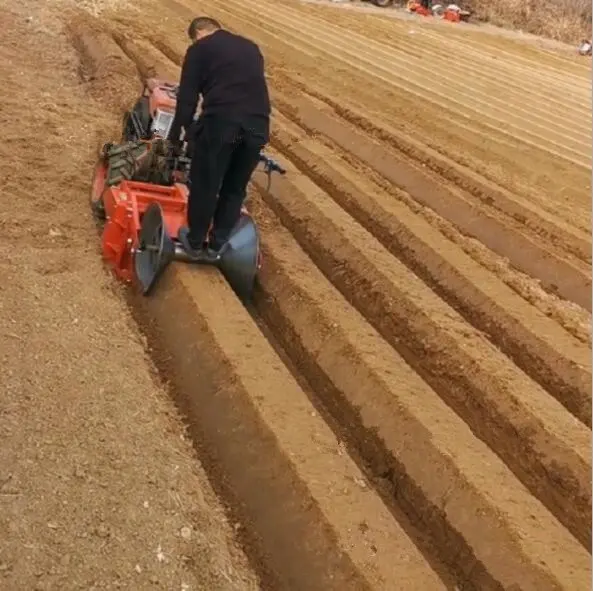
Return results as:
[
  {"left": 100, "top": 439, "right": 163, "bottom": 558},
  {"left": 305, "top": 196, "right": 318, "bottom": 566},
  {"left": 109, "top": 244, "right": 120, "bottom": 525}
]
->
[{"left": 168, "top": 29, "right": 271, "bottom": 144}]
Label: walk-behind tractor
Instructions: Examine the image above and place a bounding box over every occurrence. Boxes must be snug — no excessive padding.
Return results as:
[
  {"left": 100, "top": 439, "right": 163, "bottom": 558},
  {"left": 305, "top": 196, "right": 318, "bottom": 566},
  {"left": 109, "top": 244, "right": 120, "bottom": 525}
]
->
[{"left": 90, "top": 78, "right": 285, "bottom": 302}]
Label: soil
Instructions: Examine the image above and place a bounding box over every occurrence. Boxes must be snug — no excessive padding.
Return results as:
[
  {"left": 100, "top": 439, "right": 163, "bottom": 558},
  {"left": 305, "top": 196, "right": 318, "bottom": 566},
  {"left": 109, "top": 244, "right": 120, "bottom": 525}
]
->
[
  {"left": 0, "top": 0, "right": 590, "bottom": 589},
  {"left": 0, "top": 1, "right": 258, "bottom": 590}
]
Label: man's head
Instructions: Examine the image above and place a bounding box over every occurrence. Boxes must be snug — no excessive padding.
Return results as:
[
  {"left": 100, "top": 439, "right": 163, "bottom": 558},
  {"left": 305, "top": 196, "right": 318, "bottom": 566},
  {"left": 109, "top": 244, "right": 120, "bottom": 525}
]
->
[{"left": 187, "top": 17, "right": 221, "bottom": 42}]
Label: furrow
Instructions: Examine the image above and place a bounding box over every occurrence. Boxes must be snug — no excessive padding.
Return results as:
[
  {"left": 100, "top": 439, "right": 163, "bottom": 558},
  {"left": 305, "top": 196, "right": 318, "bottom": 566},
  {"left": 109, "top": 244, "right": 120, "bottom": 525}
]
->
[
  {"left": 252, "top": 153, "right": 592, "bottom": 549},
  {"left": 239, "top": 0, "right": 591, "bottom": 133},
  {"left": 267, "top": 112, "right": 592, "bottom": 425},
  {"left": 111, "top": 28, "right": 181, "bottom": 81},
  {"left": 271, "top": 77, "right": 591, "bottom": 264},
  {"left": 69, "top": 15, "right": 449, "bottom": 590},
  {"left": 274, "top": 78, "right": 591, "bottom": 239},
  {"left": 138, "top": 266, "right": 447, "bottom": 591},
  {"left": 144, "top": 16, "right": 591, "bottom": 341},
  {"left": 271, "top": 91, "right": 592, "bottom": 310},
  {"left": 148, "top": 6, "right": 592, "bottom": 231},
  {"left": 311, "top": 0, "right": 590, "bottom": 84},
  {"left": 417, "top": 19, "right": 591, "bottom": 81},
  {"left": 70, "top": 8, "right": 593, "bottom": 591},
  {"left": 250, "top": 193, "right": 592, "bottom": 591},
  {"left": 298, "top": 1, "right": 592, "bottom": 110},
  {"left": 65, "top": 15, "right": 141, "bottom": 110}
]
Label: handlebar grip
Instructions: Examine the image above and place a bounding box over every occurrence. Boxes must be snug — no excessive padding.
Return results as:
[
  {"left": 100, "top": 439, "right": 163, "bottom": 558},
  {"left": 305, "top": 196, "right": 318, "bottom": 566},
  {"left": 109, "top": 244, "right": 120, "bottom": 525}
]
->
[{"left": 259, "top": 153, "right": 286, "bottom": 175}]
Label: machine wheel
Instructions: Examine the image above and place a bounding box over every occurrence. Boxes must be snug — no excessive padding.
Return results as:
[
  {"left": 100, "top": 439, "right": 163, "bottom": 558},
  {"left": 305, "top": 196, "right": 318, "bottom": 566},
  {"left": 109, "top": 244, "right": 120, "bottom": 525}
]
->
[
  {"left": 122, "top": 96, "right": 151, "bottom": 142},
  {"left": 372, "top": 0, "right": 394, "bottom": 6},
  {"left": 106, "top": 154, "right": 137, "bottom": 185},
  {"left": 90, "top": 160, "right": 108, "bottom": 220},
  {"left": 104, "top": 141, "right": 150, "bottom": 186}
]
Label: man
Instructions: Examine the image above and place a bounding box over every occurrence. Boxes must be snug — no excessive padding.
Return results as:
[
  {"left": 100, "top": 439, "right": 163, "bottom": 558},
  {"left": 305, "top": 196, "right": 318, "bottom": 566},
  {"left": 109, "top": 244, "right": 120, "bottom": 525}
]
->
[{"left": 168, "top": 16, "right": 271, "bottom": 261}]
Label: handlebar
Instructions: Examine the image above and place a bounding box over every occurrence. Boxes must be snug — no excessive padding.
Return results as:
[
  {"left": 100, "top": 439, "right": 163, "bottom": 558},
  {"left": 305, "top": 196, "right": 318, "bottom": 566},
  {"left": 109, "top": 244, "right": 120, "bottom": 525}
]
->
[
  {"left": 171, "top": 147, "right": 285, "bottom": 176},
  {"left": 259, "top": 153, "right": 286, "bottom": 176},
  {"left": 161, "top": 142, "right": 286, "bottom": 189}
]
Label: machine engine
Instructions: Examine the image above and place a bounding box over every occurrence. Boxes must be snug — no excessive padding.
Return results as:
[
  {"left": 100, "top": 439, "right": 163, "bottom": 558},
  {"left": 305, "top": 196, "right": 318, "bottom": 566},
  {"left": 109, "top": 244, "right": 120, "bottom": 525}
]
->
[{"left": 123, "top": 78, "right": 179, "bottom": 142}]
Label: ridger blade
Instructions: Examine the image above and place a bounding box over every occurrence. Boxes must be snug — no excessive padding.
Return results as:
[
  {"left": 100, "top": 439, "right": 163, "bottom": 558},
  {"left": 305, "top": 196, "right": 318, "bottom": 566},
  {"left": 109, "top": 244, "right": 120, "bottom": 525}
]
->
[
  {"left": 218, "top": 215, "right": 260, "bottom": 303},
  {"left": 134, "top": 203, "right": 260, "bottom": 302},
  {"left": 135, "top": 203, "right": 175, "bottom": 296}
]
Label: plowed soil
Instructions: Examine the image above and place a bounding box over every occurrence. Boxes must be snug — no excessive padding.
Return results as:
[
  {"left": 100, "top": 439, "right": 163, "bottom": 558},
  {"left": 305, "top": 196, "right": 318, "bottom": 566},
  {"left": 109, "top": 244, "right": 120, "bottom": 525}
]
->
[{"left": 1, "top": 0, "right": 590, "bottom": 589}]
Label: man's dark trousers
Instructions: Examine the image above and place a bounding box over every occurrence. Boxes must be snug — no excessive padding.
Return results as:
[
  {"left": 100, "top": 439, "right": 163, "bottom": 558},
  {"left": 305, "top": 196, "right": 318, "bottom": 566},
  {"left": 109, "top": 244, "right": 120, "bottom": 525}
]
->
[{"left": 186, "top": 116, "right": 266, "bottom": 251}]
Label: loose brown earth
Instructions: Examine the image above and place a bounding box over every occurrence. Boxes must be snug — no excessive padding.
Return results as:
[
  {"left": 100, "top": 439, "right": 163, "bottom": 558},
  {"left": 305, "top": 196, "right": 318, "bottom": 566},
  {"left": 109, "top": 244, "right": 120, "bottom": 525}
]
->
[
  {"left": 0, "top": 0, "right": 590, "bottom": 589},
  {"left": 0, "top": 1, "right": 260, "bottom": 590}
]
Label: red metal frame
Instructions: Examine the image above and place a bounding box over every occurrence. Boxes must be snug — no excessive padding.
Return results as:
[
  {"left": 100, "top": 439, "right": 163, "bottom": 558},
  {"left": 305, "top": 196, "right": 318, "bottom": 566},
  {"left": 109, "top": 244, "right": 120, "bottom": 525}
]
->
[
  {"left": 92, "top": 78, "right": 260, "bottom": 289},
  {"left": 407, "top": 1, "right": 432, "bottom": 16},
  {"left": 92, "top": 160, "right": 188, "bottom": 283},
  {"left": 92, "top": 154, "right": 257, "bottom": 287}
]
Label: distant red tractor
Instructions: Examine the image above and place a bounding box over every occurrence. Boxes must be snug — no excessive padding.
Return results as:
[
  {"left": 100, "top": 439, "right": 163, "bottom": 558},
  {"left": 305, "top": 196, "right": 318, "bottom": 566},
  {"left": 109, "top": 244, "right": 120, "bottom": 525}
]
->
[
  {"left": 360, "top": 0, "right": 395, "bottom": 6},
  {"left": 362, "top": 0, "right": 471, "bottom": 21},
  {"left": 90, "top": 78, "right": 285, "bottom": 301}
]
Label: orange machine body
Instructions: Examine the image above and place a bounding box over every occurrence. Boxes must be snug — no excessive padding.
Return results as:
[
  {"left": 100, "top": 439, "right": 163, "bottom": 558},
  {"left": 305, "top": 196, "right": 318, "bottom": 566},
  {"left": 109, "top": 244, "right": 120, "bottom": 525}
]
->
[
  {"left": 145, "top": 78, "right": 178, "bottom": 116},
  {"left": 406, "top": 1, "right": 469, "bottom": 21},
  {"left": 93, "top": 159, "right": 188, "bottom": 283},
  {"left": 92, "top": 154, "right": 253, "bottom": 286},
  {"left": 407, "top": 1, "right": 432, "bottom": 16},
  {"left": 93, "top": 78, "right": 259, "bottom": 288}
]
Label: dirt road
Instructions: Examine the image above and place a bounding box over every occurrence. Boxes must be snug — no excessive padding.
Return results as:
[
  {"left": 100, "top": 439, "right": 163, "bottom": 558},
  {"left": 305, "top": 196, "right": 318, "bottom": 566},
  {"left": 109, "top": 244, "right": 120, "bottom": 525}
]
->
[{"left": 1, "top": 0, "right": 590, "bottom": 589}]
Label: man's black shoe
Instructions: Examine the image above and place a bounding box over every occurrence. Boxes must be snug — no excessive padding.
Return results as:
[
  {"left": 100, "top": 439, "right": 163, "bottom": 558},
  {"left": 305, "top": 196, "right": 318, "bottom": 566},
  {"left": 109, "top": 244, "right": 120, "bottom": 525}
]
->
[
  {"left": 178, "top": 227, "right": 221, "bottom": 264},
  {"left": 208, "top": 240, "right": 229, "bottom": 257}
]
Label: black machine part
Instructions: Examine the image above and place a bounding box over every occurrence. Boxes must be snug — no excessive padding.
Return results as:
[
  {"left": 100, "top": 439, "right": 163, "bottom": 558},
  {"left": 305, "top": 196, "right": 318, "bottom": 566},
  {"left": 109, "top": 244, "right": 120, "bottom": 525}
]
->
[
  {"left": 135, "top": 203, "right": 260, "bottom": 302},
  {"left": 258, "top": 153, "right": 286, "bottom": 191},
  {"left": 217, "top": 215, "right": 260, "bottom": 302},
  {"left": 122, "top": 96, "right": 151, "bottom": 142},
  {"left": 135, "top": 203, "right": 176, "bottom": 296}
]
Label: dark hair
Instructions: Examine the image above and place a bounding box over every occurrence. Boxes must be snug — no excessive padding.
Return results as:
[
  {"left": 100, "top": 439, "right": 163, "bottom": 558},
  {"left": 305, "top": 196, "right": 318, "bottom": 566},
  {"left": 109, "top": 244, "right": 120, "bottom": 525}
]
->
[{"left": 187, "top": 17, "right": 221, "bottom": 39}]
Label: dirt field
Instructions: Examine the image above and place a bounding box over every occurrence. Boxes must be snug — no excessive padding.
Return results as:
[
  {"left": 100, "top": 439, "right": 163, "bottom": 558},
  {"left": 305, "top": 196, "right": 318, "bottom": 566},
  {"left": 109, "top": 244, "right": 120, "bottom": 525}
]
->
[{"left": 0, "top": 0, "right": 590, "bottom": 589}]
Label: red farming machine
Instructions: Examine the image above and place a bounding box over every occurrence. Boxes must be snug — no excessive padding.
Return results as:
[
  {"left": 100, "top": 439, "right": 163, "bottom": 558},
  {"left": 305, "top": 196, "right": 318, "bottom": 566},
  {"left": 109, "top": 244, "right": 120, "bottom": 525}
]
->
[{"left": 90, "top": 78, "right": 285, "bottom": 302}]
